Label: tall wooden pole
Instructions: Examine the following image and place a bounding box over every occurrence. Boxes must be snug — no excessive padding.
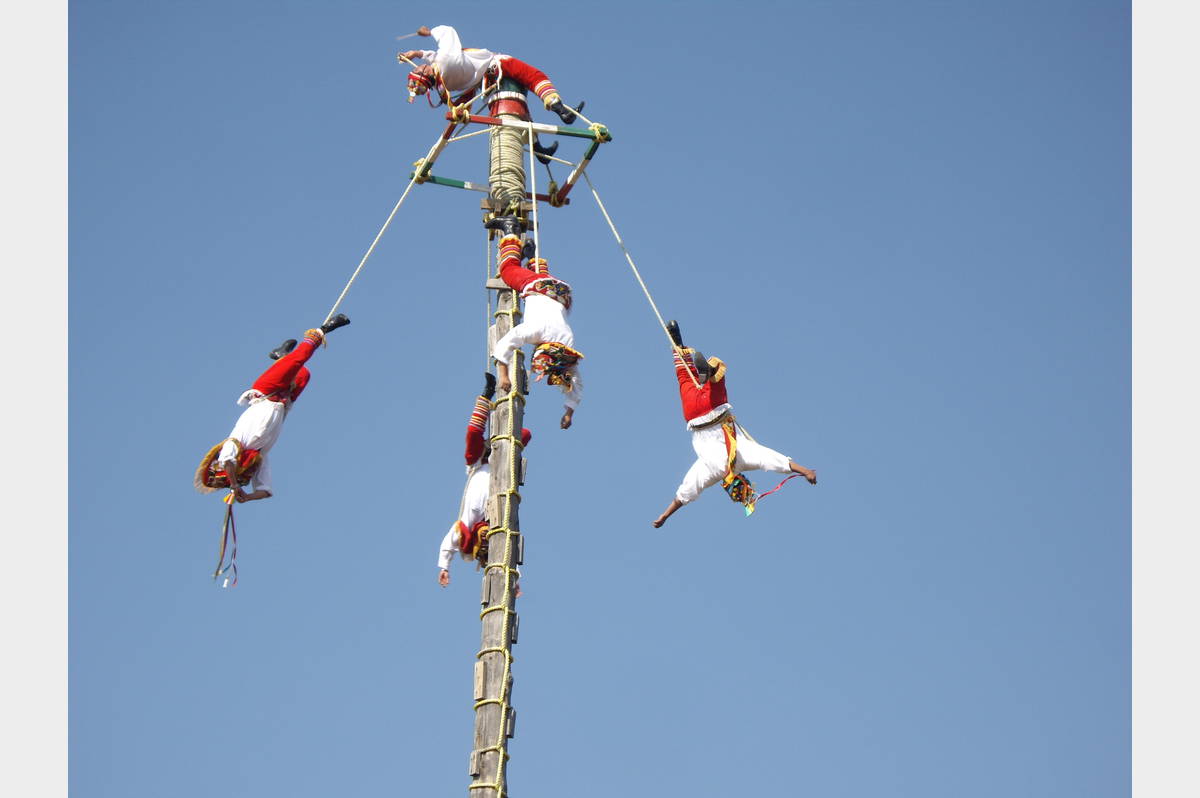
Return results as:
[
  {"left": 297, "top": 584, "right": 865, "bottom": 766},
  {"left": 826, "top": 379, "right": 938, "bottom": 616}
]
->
[
  {"left": 470, "top": 72, "right": 539, "bottom": 798},
  {"left": 469, "top": 214, "right": 530, "bottom": 796}
]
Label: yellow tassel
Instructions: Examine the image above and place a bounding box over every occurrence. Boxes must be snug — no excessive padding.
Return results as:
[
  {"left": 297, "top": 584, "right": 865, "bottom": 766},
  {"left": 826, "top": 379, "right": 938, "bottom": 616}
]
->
[
  {"left": 305, "top": 329, "right": 326, "bottom": 349},
  {"left": 707, "top": 357, "right": 726, "bottom": 382}
]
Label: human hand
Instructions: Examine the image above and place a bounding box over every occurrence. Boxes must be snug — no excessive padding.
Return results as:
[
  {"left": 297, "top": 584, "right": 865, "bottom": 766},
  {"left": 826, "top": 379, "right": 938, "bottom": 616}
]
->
[
  {"left": 438, "top": 569, "right": 450, "bottom": 587},
  {"left": 559, "top": 411, "right": 573, "bottom": 429},
  {"left": 498, "top": 377, "right": 512, "bottom": 395},
  {"left": 651, "top": 516, "right": 666, "bottom": 528},
  {"left": 417, "top": 26, "right": 431, "bottom": 36}
]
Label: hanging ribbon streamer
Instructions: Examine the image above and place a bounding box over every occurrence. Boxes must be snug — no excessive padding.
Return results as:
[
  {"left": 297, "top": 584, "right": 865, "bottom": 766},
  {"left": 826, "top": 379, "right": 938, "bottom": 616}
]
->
[
  {"left": 753, "top": 474, "right": 804, "bottom": 506},
  {"left": 212, "top": 494, "right": 239, "bottom": 588}
]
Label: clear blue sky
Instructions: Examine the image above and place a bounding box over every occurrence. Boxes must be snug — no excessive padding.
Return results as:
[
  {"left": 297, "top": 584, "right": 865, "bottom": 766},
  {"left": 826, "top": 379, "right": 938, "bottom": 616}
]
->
[{"left": 68, "top": 2, "right": 1129, "bottom": 796}]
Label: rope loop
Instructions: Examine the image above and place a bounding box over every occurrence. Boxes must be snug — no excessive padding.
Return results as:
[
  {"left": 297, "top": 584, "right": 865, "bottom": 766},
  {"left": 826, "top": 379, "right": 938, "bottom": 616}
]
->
[{"left": 412, "top": 158, "right": 430, "bottom": 184}]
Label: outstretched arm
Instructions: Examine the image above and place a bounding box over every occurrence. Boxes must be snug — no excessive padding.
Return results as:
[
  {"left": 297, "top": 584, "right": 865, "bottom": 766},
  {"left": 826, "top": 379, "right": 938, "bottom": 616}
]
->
[
  {"left": 235, "top": 488, "right": 271, "bottom": 503},
  {"left": 492, "top": 323, "right": 532, "bottom": 395},
  {"left": 652, "top": 498, "right": 684, "bottom": 528},
  {"left": 437, "top": 527, "right": 457, "bottom": 584},
  {"left": 496, "top": 361, "right": 512, "bottom": 395},
  {"left": 560, "top": 366, "right": 582, "bottom": 429}
]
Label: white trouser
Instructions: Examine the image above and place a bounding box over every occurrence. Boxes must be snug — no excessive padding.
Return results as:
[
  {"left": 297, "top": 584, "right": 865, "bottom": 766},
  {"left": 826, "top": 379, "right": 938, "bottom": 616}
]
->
[
  {"left": 675, "top": 423, "right": 791, "bottom": 504},
  {"left": 218, "top": 398, "right": 287, "bottom": 494}
]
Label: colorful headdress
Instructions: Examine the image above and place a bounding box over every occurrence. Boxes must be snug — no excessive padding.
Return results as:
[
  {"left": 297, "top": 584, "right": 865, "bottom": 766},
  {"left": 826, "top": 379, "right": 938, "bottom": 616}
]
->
[
  {"left": 408, "top": 69, "right": 433, "bottom": 91},
  {"left": 194, "top": 438, "right": 263, "bottom": 494},
  {"left": 531, "top": 342, "right": 584, "bottom": 387},
  {"left": 457, "top": 520, "right": 488, "bottom": 558},
  {"left": 407, "top": 65, "right": 444, "bottom": 105}
]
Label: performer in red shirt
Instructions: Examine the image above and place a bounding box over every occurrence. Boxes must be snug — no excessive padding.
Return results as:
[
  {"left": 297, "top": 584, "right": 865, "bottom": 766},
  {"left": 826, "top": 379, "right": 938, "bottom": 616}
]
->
[
  {"left": 401, "top": 24, "right": 582, "bottom": 125},
  {"left": 651, "top": 321, "right": 817, "bottom": 527},
  {"left": 194, "top": 314, "right": 350, "bottom": 502},
  {"left": 438, "top": 374, "right": 532, "bottom": 587},
  {"left": 487, "top": 215, "right": 583, "bottom": 429}
]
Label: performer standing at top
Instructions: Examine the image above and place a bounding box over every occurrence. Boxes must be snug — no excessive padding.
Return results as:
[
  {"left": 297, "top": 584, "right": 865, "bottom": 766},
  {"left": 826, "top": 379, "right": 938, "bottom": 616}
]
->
[
  {"left": 400, "top": 24, "right": 583, "bottom": 126},
  {"left": 194, "top": 314, "right": 350, "bottom": 502},
  {"left": 484, "top": 215, "right": 582, "bottom": 430},
  {"left": 651, "top": 321, "right": 817, "bottom": 527},
  {"left": 438, "top": 374, "right": 532, "bottom": 587}
]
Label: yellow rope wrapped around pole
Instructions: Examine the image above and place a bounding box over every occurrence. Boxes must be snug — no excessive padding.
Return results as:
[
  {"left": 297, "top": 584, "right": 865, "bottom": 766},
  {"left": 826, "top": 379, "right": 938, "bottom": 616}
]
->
[{"left": 488, "top": 124, "right": 527, "bottom": 212}]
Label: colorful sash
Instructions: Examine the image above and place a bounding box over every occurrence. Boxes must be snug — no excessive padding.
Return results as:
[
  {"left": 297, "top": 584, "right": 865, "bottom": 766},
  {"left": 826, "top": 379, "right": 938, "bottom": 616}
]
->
[
  {"left": 718, "top": 419, "right": 802, "bottom": 516},
  {"left": 719, "top": 418, "right": 758, "bottom": 515},
  {"left": 523, "top": 277, "right": 572, "bottom": 310}
]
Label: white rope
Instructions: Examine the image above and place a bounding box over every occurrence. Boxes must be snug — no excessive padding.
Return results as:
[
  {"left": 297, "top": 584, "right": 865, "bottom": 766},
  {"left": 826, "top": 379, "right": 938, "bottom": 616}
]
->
[
  {"left": 323, "top": 129, "right": 447, "bottom": 323},
  {"left": 561, "top": 101, "right": 595, "bottom": 128},
  {"left": 448, "top": 127, "right": 493, "bottom": 144},
  {"left": 485, "top": 229, "right": 494, "bottom": 371},
  {"left": 523, "top": 147, "right": 576, "bottom": 168},
  {"left": 582, "top": 172, "right": 700, "bottom": 388},
  {"left": 526, "top": 123, "right": 540, "bottom": 258}
]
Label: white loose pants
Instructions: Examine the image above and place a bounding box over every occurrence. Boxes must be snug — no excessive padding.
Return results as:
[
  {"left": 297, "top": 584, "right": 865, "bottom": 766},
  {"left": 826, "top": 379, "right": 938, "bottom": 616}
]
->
[{"left": 675, "top": 423, "right": 791, "bottom": 504}]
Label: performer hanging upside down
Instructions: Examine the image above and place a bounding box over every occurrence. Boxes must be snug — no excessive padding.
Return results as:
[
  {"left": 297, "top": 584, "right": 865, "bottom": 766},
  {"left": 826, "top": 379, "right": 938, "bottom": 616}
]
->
[
  {"left": 401, "top": 24, "right": 583, "bottom": 126},
  {"left": 438, "top": 373, "right": 532, "bottom": 587},
  {"left": 651, "top": 320, "right": 817, "bottom": 528},
  {"left": 485, "top": 215, "right": 583, "bottom": 430},
  {"left": 194, "top": 314, "right": 350, "bottom": 503}
]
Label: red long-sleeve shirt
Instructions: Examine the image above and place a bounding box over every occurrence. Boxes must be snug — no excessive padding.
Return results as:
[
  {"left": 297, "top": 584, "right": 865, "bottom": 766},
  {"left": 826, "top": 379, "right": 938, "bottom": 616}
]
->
[{"left": 675, "top": 351, "right": 730, "bottom": 425}]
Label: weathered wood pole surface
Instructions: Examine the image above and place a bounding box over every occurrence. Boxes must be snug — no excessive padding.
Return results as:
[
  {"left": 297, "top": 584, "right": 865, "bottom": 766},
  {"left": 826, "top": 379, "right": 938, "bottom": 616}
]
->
[{"left": 470, "top": 213, "right": 529, "bottom": 798}]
